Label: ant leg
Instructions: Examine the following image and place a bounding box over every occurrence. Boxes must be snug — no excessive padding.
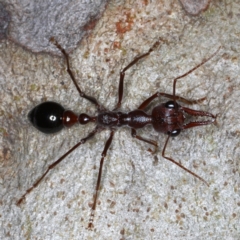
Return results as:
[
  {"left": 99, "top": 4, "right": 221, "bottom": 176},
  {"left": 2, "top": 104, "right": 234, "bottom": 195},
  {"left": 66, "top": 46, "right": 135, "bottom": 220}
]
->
[
  {"left": 162, "top": 135, "right": 209, "bottom": 186},
  {"left": 137, "top": 92, "right": 158, "bottom": 110},
  {"left": 131, "top": 130, "right": 209, "bottom": 185},
  {"left": 159, "top": 93, "right": 206, "bottom": 105},
  {"left": 114, "top": 41, "right": 160, "bottom": 110},
  {"left": 17, "top": 127, "right": 99, "bottom": 206},
  {"left": 136, "top": 47, "right": 220, "bottom": 110},
  {"left": 131, "top": 129, "right": 158, "bottom": 153},
  {"left": 172, "top": 47, "right": 221, "bottom": 98},
  {"left": 137, "top": 92, "right": 205, "bottom": 110},
  {"left": 50, "top": 37, "right": 102, "bottom": 110},
  {"left": 88, "top": 130, "right": 115, "bottom": 230}
]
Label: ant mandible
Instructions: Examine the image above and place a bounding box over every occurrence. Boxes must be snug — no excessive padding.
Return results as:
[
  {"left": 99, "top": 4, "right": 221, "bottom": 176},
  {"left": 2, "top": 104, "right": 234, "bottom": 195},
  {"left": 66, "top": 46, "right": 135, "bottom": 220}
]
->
[{"left": 17, "top": 37, "right": 220, "bottom": 229}]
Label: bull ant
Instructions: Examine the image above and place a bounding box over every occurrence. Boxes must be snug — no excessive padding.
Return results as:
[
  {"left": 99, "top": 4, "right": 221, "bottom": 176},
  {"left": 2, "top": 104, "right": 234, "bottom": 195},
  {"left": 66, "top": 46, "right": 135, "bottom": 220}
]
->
[{"left": 17, "top": 38, "right": 219, "bottom": 229}]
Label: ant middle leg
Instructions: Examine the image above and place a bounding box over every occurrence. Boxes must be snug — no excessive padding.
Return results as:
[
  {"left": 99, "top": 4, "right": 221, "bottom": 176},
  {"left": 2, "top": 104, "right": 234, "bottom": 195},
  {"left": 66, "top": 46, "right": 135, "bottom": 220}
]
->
[
  {"left": 88, "top": 130, "right": 115, "bottom": 230},
  {"left": 50, "top": 37, "right": 102, "bottom": 110},
  {"left": 114, "top": 41, "right": 160, "bottom": 110}
]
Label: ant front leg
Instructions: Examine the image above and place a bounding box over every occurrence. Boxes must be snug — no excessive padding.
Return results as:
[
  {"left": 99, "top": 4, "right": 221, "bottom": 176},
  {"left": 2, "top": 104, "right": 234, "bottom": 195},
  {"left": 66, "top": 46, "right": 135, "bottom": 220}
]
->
[
  {"left": 50, "top": 37, "right": 103, "bottom": 111},
  {"left": 172, "top": 46, "right": 221, "bottom": 98},
  {"left": 17, "top": 128, "right": 99, "bottom": 206},
  {"left": 131, "top": 128, "right": 209, "bottom": 185},
  {"left": 137, "top": 47, "right": 221, "bottom": 110},
  {"left": 162, "top": 135, "right": 209, "bottom": 186},
  {"left": 137, "top": 92, "right": 206, "bottom": 110},
  {"left": 114, "top": 41, "right": 160, "bottom": 110},
  {"left": 88, "top": 130, "right": 115, "bottom": 230}
]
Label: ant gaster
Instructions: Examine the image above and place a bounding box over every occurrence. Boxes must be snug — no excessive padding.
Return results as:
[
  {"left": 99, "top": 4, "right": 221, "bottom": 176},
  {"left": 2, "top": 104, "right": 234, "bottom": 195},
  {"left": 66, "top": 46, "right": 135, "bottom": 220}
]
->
[{"left": 17, "top": 37, "right": 220, "bottom": 229}]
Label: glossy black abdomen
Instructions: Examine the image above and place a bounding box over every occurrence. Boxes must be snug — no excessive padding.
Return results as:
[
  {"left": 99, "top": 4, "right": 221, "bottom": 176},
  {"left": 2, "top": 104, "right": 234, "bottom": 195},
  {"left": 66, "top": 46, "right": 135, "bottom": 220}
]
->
[{"left": 28, "top": 101, "right": 65, "bottom": 134}]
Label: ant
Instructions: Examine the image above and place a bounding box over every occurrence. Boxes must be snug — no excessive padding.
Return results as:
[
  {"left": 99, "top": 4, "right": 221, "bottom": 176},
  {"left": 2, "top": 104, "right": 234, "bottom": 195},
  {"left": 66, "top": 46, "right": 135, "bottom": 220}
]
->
[{"left": 17, "top": 37, "right": 220, "bottom": 229}]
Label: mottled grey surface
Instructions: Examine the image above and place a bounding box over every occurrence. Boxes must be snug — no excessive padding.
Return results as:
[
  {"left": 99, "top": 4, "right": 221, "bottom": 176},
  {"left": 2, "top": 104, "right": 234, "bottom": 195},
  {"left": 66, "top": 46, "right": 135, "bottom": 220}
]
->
[{"left": 0, "top": 0, "right": 239, "bottom": 239}]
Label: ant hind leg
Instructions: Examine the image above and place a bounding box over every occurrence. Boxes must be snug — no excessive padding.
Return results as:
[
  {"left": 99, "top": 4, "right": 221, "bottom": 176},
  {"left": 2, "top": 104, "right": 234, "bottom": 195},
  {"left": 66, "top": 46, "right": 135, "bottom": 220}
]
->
[{"left": 50, "top": 37, "right": 102, "bottom": 110}]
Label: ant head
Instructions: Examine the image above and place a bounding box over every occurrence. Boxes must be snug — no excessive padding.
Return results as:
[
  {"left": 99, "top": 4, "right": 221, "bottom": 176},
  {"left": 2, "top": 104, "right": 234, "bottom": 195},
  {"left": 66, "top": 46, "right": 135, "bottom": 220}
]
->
[{"left": 152, "top": 102, "right": 184, "bottom": 135}]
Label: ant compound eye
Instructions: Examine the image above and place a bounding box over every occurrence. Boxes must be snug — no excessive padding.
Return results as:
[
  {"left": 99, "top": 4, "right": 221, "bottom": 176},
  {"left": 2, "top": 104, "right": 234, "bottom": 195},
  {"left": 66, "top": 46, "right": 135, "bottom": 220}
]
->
[
  {"left": 165, "top": 101, "right": 178, "bottom": 109},
  {"left": 28, "top": 101, "right": 65, "bottom": 134},
  {"left": 167, "top": 129, "right": 181, "bottom": 137}
]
